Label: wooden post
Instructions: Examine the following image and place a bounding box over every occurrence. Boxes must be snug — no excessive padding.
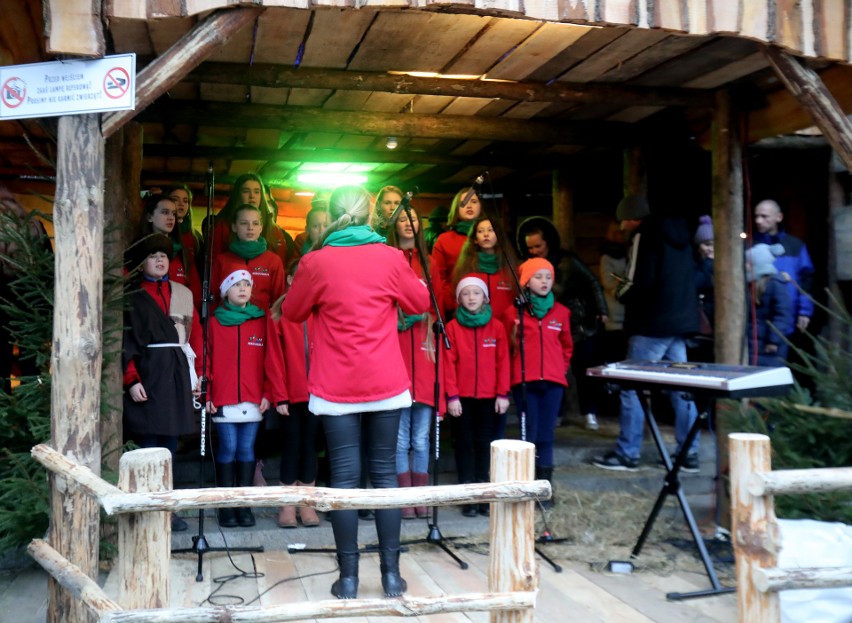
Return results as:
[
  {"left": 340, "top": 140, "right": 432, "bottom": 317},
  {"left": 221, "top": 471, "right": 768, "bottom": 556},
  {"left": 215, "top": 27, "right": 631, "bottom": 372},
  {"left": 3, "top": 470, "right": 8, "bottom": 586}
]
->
[
  {"left": 49, "top": 113, "right": 104, "bottom": 623},
  {"left": 117, "top": 448, "right": 171, "bottom": 610},
  {"left": 622, "top": 146, "right": 647, "bottom": 198},
  {"left": 765, "top": 46, "right": 852, "bottom": 173},
  {"left": 551, "top": 169, "right": 574, "bottom": 251},
  {"left": 712, "top": 90, "right": 746, "bottom": 365},
  {"left": 102, "top": 121, "right": 142, "bottom": 475},
  {"left": 489, "top": 440, "right": 536, "bottom": 623},
  {"left": 729, "top": 433, "right": 780, "bottom": 623}
]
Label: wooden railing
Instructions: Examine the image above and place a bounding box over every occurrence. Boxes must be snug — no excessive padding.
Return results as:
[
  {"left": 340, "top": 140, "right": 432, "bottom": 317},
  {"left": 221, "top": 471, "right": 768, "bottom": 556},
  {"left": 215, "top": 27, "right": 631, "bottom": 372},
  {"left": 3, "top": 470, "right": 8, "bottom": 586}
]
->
[
  {"left": 29, "top": 439, "right": 548, "bottom": 622},
  {"left": 729, "top": 433, "right": 852, "bottom": 623}
]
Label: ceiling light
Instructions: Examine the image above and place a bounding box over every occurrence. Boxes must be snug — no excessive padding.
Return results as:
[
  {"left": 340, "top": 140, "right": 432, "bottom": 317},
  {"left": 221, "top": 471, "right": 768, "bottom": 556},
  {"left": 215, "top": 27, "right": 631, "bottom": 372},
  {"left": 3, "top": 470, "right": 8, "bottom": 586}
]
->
[
  {"left": 386, "top": 136, "right": 398, "bottom": 150},
  {"left": 294, "top": 191, "right": 315, "bottom": 197},
  {"left": 296, "top": 172, "right": 369, "bottom": 187}
]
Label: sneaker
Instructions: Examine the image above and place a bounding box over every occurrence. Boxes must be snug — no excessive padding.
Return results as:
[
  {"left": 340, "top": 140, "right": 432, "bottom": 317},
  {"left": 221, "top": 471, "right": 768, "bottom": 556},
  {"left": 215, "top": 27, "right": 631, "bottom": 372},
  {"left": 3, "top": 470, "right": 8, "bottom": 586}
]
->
[
  {"left": 585, "top": 413, "right": 599, "bottom": 431},
  {"left": 656, "top": 454, "right": 700, "bottom": 473},
  {"left": 592, "top": 451, "right": 640, "bottom": 472}
]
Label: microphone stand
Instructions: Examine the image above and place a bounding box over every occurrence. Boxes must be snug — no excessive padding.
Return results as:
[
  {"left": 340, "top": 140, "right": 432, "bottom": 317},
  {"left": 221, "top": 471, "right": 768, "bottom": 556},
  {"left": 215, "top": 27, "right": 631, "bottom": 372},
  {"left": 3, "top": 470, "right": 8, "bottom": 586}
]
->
[
  {"left": 172, "top": 165, "right": 263, "bottom": 580},
  {"left": 394, "top": 193, "right": 468, "bottom": 570},
  {"left": 477, "top": 174, "right": 564, "bottom": 573}
]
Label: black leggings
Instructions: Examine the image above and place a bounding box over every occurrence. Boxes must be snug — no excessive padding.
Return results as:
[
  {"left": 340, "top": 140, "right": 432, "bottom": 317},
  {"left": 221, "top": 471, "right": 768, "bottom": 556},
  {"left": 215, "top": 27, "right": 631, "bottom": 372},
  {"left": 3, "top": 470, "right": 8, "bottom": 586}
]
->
[
  {"left": 279, "top": 402, "right": 320, "bottom": 484},
  {"left": 321, "top": 409, "right": 402, "bottom": 556},
  {"left": 452, "top": 397, "right": 495, "bottom": 485}
]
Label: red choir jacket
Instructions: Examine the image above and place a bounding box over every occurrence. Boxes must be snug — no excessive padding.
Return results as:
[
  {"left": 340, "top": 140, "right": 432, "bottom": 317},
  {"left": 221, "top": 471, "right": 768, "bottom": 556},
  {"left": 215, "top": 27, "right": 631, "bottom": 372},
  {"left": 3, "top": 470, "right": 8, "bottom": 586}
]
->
[
  {"left": 266, "top": 304, "right": 313, "bottom": 405},
  {"left": 502, "top": 303, "right": 573, "bottom": 387},
  {"left": 206, "top": 314, "right": 277, "bottom": 408},
  {"left": 282, "top": 242, "right": 430, "bottom": 403},
  {"left": 430, "top": 230, "right": 467, "bottom": 317},
  {"left": 468, "top": 269, "right": 518, "bottom": 322},
  {"left": 442, "top": 317, "right": 510, "bottom": 401},
  {"left": 212, "top": 250, "right": 285, "bottom": 311},
  {"left": 397, "top": 247, "right": 445, "bottom": 412}
]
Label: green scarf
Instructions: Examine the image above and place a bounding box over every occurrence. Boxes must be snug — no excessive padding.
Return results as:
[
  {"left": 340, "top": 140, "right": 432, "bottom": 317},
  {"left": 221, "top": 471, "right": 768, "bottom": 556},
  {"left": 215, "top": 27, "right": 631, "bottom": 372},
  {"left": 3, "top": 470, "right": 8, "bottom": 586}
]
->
[
  {"left": 454, "top": 220, "right": 474, "bottom": 235},
  {"left": 301, "top": 239, "right": 314, "bottom": 255},
  {"left": 229, "top": 238, "right": 268, "bottom": 259},
  {"left": 477, "top": 252, "right": 499, "bottom": 274},
  {"left": 172, "top": 240, "right": 183, "bottom": 258},
  {"left": 323, "top": 225, "right": 386, "bottom": 247},
  {"left": 398, "top": 312, "right": 427, "bottom": 332},
  {"left": 214, "top": 301, "right": 266, "bottom": 327},
  {"left": 529, "top": 291, "right": 554, "bottom": 319},
  {"left": 456, "top": 303, "right": 492, "bottom": 328}
]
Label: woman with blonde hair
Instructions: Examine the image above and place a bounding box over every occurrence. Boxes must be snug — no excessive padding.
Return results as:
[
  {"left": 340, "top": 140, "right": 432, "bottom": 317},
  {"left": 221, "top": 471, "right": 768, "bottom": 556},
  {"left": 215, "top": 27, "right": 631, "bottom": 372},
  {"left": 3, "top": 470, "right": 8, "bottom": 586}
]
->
[{"left": 282, "top": 185, "right": 430, "bottom": 600}]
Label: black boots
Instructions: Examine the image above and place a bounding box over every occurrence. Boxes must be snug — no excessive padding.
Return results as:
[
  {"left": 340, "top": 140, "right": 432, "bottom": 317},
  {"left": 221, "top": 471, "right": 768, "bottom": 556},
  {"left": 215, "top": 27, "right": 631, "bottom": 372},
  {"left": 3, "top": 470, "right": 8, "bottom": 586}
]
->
[
  {"left": 536, "top": 466, "right": 555, "bottom": 510},
  {"left": 379, "top": 549, "right": 407, "bottom": 597},
  {"left": 215, "top": 462, "right": 238, "bottom": 528},
  {"left": 331, "top": 552, "right": 359, "bottom": 599},
  {"left": 235, "top": 461, "right": 256, "bottom": 527}
]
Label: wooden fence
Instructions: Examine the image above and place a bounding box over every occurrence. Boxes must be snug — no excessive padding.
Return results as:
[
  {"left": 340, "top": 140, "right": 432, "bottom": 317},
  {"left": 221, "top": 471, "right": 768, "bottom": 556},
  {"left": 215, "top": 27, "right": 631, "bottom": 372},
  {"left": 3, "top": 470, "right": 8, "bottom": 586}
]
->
[
  {"left": 29, "top": 438, "right": 548, "bottom": 622},
  {"left": 729, "top": 432, "right": 852, "bottom": 623}
]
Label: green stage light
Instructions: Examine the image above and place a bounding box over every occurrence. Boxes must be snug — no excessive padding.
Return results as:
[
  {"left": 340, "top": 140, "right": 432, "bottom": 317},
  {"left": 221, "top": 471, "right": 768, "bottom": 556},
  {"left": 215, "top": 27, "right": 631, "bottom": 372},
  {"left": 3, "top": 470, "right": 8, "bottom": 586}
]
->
[{"left": 296, "top": 172, "right": 369, "bottom": 187}]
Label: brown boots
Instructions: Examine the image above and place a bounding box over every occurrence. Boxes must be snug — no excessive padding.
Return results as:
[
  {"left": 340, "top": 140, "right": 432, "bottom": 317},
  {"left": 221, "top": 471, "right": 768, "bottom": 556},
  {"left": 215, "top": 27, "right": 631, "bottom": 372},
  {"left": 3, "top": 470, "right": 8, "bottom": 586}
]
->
[
  {"left": 278, "top": 480, "right": 320, "bottom": 528},
  {"left": 397, "top": 471, "right": 430, "bottom": 519}
]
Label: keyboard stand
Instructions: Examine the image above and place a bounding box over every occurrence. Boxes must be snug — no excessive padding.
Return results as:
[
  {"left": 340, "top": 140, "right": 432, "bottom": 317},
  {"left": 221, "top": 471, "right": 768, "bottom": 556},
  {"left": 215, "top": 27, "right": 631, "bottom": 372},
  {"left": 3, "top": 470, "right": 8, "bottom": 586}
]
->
[{"left": 631, "top": 391, "right": 735, "bottom": 601}]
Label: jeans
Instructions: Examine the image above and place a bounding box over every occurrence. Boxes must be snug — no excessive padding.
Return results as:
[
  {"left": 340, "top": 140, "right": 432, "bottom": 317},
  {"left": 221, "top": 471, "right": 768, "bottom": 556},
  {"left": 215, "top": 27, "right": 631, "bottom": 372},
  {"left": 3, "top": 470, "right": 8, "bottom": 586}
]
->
[
  {"left": 451, "top": 398, "right": 495, "bottom": 485},
  {"left": 136, "top": 434, "right": 178, "bottom": 457},
  {"left": 396, "top": 403, "right": 432, "bottom": 474},
  {"left": 214, "top": 421, "right": 261, "bottom": 464},
  {"left": 322, "top": 410, "right": 402, "bottom": 557},
  {"left": 614, "top": 335, "right": 699, "bottom": 461},
  {"left": 279, "top": 402, "right": 321, "bottom": 484},
  {"left": 512, "top": 381, "right": 563, "bottom": 468}
]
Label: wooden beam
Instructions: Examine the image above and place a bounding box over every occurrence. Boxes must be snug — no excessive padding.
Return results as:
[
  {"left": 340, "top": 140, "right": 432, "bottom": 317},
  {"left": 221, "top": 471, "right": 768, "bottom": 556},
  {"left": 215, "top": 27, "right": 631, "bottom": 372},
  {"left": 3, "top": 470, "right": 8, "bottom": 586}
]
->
[
  {"left": 185, "top": 63, "right": 715, "bottom": 108},
  {"left": 764, "top": 47, "right": 852, "bottom": 171},
  {"left": 711, "top": 90, "right": 746, "bottom": 366},
  {"left": 142, "top": 144, "right": 568, "bottom": 168},
  {"left": 50, "top": 113, "right": 104, "bottom": 623},
  {"left": 102, "top": 7, "right": 264, "bottom": 138},
  {"left": 141, "top": 101, "right": 631, "bottom": 145},
  {"left": 45, "top": 0, "right": 104, "bottom": 56}
]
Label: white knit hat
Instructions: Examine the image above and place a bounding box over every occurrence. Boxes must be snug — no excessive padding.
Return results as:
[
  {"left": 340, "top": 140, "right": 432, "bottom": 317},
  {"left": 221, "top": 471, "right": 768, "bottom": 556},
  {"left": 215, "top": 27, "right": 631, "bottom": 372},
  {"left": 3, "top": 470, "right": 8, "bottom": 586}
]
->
[
  {"left": 220, "top": 269, "right": 253, "bottom": 298},
  {"left": 456, "top": 276, "right": 489, "bottom": 303}
]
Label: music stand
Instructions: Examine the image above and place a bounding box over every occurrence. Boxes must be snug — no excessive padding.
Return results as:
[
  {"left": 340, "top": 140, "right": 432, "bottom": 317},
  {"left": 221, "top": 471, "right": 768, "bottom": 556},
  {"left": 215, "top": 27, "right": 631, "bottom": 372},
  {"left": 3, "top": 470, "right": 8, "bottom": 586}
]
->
[{"left": 588, "top": 360, "right": 793, "bottom": 600}]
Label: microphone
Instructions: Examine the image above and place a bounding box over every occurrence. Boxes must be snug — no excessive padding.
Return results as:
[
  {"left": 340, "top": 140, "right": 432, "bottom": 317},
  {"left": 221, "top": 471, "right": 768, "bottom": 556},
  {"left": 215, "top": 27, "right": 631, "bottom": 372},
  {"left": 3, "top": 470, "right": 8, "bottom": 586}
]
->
[
  {"left": 472, "top": 171, "right": 488, "bottom": 186},
  {"left": 402, "top": 186, "right": 419, "bottom": 204}
]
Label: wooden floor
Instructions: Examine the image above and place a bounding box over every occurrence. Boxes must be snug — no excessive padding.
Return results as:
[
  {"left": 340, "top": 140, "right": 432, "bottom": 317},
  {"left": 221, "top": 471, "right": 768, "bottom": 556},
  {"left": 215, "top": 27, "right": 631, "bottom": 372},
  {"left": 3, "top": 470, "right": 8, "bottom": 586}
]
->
[{"left": 104, "top": 545, "right": 738, "bottom": 622}]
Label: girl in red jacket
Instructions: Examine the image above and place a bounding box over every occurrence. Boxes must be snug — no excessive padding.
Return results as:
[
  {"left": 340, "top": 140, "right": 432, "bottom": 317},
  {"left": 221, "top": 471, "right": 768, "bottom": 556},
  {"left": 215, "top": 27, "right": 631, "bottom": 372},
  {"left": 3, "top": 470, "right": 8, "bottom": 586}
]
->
[
  {"left": 206, "top": 269, "right": 285, "bottom": 528},
  {"left": 212, "top": 203, "right": 285, "bottom": 311},
  {"left": 387, "top": 206, "right": 436, "bottom": 519},
  {"left": 443, "top": 276, "right": 510, "bottom": 517},
  {"left": 266, "top": 261, "right": 321, "bottom": 529},
  {"left": 502, "top": 258, "right": 573, "bottom": 507},
  {"left": 430, "top": 187, "right": 482, "bottom": 318},
  {"left": 452, "top": 216, "right": 518, "bottom": 320},
  {"left": 135, "top": 193, "right": 202, "bottom": 307}
]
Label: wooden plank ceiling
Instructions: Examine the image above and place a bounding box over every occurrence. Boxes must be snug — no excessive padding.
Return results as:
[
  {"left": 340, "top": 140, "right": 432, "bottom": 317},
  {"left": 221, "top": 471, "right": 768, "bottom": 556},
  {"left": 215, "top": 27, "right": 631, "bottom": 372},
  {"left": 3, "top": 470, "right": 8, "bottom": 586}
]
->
[{"left": 3, "top": 5, "right": 851, "bottom": 197}]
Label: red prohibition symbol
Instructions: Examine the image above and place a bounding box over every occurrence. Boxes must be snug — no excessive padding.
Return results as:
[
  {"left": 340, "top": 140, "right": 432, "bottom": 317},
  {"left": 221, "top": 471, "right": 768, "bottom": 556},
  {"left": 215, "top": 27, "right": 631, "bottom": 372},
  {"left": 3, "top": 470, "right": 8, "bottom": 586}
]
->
[
  {"left": 2, "top": 77, "right": 26, "bottom": 108},
  {"left": 103, "top": 67, "right": 130, "bottom": 99}
]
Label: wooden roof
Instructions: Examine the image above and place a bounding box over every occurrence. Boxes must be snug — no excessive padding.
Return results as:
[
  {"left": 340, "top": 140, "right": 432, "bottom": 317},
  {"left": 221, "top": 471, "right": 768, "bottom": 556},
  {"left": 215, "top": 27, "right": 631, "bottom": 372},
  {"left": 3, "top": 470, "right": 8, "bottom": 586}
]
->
[{"left": 3, "top": 1, "right": 852, "bottom": 195}]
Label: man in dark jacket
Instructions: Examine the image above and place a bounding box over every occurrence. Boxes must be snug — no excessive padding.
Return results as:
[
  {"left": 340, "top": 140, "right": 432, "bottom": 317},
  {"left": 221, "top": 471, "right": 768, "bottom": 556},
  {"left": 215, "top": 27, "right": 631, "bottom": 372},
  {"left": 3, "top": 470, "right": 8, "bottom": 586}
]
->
[{"left": 592, "top": 196, "right": 700, "bottom": 471}]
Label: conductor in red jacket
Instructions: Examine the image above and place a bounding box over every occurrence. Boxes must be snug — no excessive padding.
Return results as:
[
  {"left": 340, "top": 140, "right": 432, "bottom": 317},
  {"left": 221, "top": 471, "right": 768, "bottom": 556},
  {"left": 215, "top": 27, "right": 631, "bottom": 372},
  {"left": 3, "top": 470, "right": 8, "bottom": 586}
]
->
[{"left": 281, "top": 185, "right": 430, "bottom": 601}]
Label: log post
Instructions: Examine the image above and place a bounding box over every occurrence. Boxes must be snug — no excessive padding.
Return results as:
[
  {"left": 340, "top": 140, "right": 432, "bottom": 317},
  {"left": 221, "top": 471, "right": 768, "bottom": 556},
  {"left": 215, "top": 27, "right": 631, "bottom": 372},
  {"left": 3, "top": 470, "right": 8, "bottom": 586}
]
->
[
  {"left": 622, "top": 146, "right": 647, "bottom": 198},
  {"left": 729, "top": 433, "right": 780, "bottom": 623},
  {"left": 712, "top": 89, "right": 746, "bottom": 365},
  {"left": 117, "top": 448, "right": 171, "bottom": 610},
  {"left": 102, "top": 121, "right": 142, "bottom": 475},
  {"left": 49, "top": 113, "right": 104, "bottom": 623},
  {"left": 551, "top": 169, "right": 574, "bottom": 251},
  {"left": 489, "top": 440, "right": 536, "bottom": 623}
]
